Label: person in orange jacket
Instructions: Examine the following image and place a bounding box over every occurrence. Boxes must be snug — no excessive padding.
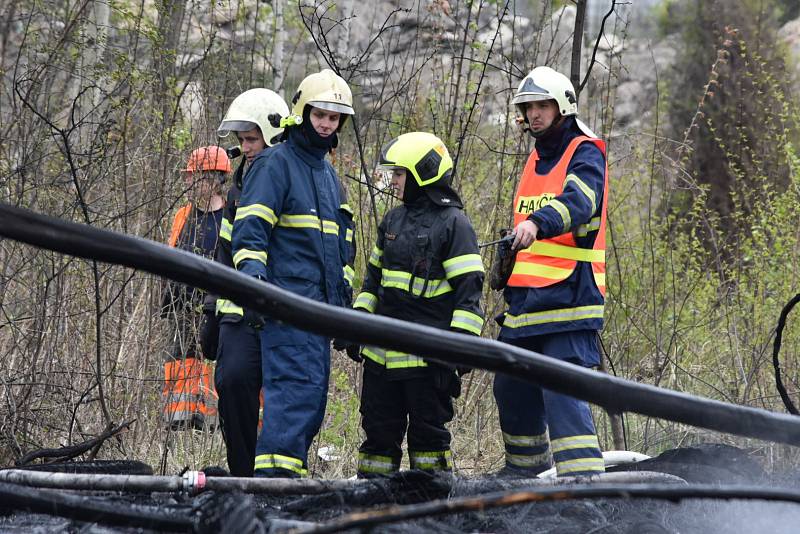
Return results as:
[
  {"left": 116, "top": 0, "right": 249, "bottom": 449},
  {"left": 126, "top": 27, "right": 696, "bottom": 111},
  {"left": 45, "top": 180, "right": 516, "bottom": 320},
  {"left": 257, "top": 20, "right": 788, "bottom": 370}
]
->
[{"left": 161, "top": 146, "right": 230, "bottom": 430}]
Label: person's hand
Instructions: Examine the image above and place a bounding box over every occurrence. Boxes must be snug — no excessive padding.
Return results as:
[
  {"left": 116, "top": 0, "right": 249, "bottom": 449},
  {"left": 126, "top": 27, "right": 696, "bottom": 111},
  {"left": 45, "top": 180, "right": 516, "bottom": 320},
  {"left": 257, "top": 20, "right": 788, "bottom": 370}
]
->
[
  {"left": 512, "top": 220, "right": 538, "bottom": 251},
  {"left": 334, "top": 338, "right": 363, "bottom": 363},
  {"left": 199, "top": 311, "right": 220, "bottom": 360},
  {"left": 243, "top": 308, "right": 266, "bottom": 330}
]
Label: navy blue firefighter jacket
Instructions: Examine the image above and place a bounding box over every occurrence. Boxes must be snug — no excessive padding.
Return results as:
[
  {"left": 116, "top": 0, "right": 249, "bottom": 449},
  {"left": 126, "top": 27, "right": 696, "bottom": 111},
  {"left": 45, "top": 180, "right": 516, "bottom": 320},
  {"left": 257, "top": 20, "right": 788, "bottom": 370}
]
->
[{"left": 232, "top": 127, "right": 350, "bottom": 310}]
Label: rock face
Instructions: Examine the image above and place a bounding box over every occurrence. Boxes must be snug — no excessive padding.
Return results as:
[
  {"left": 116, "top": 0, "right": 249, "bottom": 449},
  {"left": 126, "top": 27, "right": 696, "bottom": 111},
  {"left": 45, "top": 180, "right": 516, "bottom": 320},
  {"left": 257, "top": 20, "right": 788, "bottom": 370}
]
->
[
  {"left": 779, "top": 16, "right": 800, "bottom": 58},
  {"left": 157, "top": 1, "right": 715, "bottom": 137},
  {"left": 779, "top": 15, "right": 800, "bottom": 89},
  {"left": 607, "top": 13, "right": 800, "bottom": 133},
  {"left": 609, "top": 35, "right": 679, "bottom": 131}
]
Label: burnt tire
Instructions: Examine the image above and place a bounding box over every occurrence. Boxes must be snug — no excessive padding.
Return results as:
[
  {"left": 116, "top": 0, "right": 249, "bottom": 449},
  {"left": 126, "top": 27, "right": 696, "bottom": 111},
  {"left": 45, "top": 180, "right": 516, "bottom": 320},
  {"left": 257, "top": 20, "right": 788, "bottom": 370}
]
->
[{"left": 12, "top": 460, "right": 153, "bottom": 475}]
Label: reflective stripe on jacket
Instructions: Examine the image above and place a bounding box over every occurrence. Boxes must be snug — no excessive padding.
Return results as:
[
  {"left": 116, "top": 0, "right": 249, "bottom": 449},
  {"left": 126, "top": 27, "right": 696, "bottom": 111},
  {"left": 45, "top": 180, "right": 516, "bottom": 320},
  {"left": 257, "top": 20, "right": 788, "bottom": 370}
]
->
[{"left": 212, "top": 182, "right": 244, "bottom": 319}]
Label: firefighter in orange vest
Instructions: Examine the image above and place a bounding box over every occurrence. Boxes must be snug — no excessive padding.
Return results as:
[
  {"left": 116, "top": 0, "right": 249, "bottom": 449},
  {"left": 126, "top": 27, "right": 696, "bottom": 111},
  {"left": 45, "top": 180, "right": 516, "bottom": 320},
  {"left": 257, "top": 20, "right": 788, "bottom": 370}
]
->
[
  {"left": 161, "top": 146, "right": 230, "bottom": 429},
  {"left": 492, "top": 66, "right": 608, "bottom": 477}
]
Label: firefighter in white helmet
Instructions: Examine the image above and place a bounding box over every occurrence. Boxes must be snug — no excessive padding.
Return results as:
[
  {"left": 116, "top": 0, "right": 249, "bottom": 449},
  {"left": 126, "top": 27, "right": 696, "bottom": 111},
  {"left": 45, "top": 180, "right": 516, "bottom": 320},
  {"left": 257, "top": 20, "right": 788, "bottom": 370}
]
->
[
  {"left": 231, "top": 70, "right": 356, "bottom": 478},
  {"left": 200, "top": 88, "right": 289, "bottom": 476},
  {"left": 493, "top": 65, "right": 609, "bottom": 478}
]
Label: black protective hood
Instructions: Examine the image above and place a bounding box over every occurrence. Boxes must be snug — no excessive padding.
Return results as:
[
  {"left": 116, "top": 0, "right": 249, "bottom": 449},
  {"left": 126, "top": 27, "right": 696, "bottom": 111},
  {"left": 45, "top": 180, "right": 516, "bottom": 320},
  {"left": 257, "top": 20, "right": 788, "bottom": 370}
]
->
[
  {"left": 300, "top": 106, "right": 339, "bottom": 151},
  {"left": 403, "top": 170, "right": 463, "bottom": 208}
]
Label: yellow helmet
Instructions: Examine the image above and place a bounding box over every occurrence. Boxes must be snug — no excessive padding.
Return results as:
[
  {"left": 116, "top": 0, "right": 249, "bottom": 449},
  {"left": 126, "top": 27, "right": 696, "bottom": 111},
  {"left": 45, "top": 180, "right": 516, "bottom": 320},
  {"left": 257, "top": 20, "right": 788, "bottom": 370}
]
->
[
  {"left": 217, "top": 88, "right": 289, "bottom": 146},
  {"left": 379, "top": 132, "right": 453, "bottom": 187},
  {"left": 284, "top": 69, "right": 354, "bottom": 127}
]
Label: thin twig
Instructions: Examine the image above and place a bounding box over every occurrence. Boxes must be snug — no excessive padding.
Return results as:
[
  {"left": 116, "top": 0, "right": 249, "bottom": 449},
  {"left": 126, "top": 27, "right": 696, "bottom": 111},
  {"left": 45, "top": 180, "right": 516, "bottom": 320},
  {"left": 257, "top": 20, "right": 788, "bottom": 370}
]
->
[
  {"left": 15, "top": 419, "right": 135, "bottom": 466},
  {"left": 452, "top": 0, "right": 511, "bottom": 177}
]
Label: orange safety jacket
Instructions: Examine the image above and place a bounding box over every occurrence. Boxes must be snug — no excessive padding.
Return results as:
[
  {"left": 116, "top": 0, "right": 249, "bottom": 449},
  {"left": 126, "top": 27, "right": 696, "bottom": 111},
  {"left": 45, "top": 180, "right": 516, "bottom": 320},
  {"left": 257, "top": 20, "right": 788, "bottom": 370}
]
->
[
  {"left": 162, "top": 203, "right": 219, "bottom": 428},
  {"left": 162, "top": 358, "right": 217, "bottom": 427},
  {"left": 168, "top": 203, "right": 193, "bottom": 247},
  {"left": 507, "top": 136, "right": 607, "bottom": 295}
]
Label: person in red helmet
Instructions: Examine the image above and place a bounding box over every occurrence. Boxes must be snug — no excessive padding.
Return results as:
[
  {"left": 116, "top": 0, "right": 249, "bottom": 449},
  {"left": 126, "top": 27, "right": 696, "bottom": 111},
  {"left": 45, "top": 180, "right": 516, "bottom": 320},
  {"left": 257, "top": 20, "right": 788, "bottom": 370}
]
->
[{"left": 161, "top": 145, "right": 230, "bottom": 430}]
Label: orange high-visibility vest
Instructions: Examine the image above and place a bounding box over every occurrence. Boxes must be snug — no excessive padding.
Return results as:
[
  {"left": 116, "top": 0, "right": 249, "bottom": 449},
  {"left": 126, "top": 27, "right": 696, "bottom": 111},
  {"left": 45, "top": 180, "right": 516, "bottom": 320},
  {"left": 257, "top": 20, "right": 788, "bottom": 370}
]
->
[
  {"left": 163, "top": 203, "right": 219, "bottom": 428},
  {"left": 162, "top": 358, "right": 218, "bottom": 424},
  {"left": 168, "top": 204, "right": 193, "bottom": 247},
  {"left": 507, "top": 136, "right": 608, "bottom": 296}
]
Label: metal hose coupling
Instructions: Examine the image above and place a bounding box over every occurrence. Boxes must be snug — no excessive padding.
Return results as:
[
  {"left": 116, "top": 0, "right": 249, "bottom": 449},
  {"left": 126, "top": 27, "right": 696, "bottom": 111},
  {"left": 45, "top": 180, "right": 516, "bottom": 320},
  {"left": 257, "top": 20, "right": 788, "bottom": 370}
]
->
[{"left": 182, "top": 470, "right": 207, "bottom": 493}]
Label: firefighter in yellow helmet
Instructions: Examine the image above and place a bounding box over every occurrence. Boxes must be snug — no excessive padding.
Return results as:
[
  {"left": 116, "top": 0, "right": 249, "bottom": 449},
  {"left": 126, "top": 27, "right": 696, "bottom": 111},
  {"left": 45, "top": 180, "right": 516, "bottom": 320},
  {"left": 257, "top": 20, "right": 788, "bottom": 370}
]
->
[
  {"left": 231, "top": 70, "right": 356, "bottom": 478},
  {"left": 347, "top": 132, "right": 484, "bottom": 477},
  {"left": 161, "top": 146, "right": 230, "bottom": 430}
]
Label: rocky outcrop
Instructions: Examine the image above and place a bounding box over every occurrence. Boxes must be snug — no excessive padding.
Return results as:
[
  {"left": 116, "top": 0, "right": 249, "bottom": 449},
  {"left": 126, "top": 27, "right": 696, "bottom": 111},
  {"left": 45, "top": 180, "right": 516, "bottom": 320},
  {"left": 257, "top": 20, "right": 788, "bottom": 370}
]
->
[
  {"left": 779, "top": 15, "right": 800, "bottom": 86},
  {"left": 610, "top": 35, "right": 679, "bottom": 131}
]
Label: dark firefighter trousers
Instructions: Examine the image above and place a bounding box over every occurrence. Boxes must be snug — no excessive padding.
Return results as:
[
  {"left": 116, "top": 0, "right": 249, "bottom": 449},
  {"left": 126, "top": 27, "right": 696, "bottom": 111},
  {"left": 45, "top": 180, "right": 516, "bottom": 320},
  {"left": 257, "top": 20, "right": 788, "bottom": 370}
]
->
[
  {"left": 358, "top": 364, "right": 458, "bottom": 476},
  {"left": 214, "top": 320, "right": 262, "bottom": 477},
  {"left": 493, "top": 330, "right": 605, "bottom": 477}
]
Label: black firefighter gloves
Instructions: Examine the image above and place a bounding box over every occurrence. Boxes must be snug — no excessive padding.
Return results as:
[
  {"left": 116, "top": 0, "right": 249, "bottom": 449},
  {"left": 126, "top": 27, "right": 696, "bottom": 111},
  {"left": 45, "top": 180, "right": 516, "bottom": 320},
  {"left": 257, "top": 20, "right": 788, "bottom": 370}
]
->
[
  {"left": 199, "top": 311, "right": 220, "bottom": 361},
  {"left": 434, "top": 366, "right": 462, "bottom": 399},
  {"left": 489, "top": 228, "right": 516, "bottom": 290},
  {"left": 333, "top": 337, "right": 363, "bottom": 363},
  {"left": 242, "top": 307, "right": 267, "bottom": 330}
]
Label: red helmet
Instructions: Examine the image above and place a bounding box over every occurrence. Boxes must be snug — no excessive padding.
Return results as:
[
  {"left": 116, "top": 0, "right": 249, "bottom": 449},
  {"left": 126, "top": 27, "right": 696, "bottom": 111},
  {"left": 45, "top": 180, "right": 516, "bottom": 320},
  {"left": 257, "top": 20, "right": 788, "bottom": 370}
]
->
[{"left": 182, "top": 146, "right": 232, "bottom": 173}]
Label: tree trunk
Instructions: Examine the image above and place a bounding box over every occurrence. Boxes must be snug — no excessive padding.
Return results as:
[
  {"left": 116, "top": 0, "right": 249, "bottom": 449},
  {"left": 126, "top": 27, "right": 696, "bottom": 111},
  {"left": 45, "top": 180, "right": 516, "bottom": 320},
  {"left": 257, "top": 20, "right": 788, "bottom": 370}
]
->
[
  {"left": 570, "top": 0, "right": 587, "bottom": 102},
  {"left": 274, "top": 0, "right": 285, "bottom": 98}
]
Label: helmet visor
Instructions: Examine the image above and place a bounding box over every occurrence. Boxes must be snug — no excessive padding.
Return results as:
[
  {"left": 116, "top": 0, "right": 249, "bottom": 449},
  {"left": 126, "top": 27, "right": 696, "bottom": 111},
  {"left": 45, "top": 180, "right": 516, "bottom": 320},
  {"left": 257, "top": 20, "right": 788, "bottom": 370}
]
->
[
  {"left": 376, "top": 164, "right": 405, "bottom": 174},
  {"left": 308, "top": 101, "right": 355, "bottom": 115},
  {"left": 511, "top": 93, "right": 555, "bottom": 106},
  {"left": 217, "top": 120, "right": 259, "bottom": 137}
]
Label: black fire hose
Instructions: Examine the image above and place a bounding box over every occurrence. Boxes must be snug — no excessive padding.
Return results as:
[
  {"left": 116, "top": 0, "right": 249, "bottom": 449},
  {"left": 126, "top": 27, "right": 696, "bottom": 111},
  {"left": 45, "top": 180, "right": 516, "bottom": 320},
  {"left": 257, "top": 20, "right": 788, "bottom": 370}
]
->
[
  {"left": 291, "top": 483, "right": 800, "bottom": 534},
  {"left": 773, "top": 293, "right": 800, "bottom": 415},
  {"left": 0, "top": 481, "right": 192, "bottom": 532},
  {"left": 2, "top": 202, "right": 800, "bottom": 446}
]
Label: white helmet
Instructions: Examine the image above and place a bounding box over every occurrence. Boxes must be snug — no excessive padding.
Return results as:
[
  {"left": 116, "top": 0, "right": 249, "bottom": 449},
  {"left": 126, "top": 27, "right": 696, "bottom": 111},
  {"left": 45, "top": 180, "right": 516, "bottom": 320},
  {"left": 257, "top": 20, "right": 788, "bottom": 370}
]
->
[
  {"left": 291, "top": 69, "right": 354, "bottom": 117},
  {"left": 217, "top": 88, "right": 290, "bottom": 146},
  {"left": 280, "top": 69, "right": 355, "bottom": 131},
  {"left": 513, "top": 66, "right": 577, "bottom": 116},
  {"left": 513, "top": 66, "right": 597, "bottom": 138}
]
